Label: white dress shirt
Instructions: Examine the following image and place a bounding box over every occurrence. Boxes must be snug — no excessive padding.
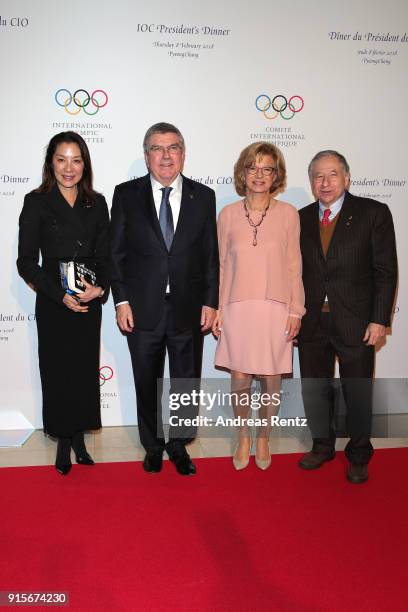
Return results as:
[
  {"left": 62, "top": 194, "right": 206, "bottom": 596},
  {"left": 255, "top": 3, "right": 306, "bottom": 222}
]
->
[
  {"left": 318, "top": 192, "right": 345, "bottom": 221},
  {"left": 151, "top": 173, "right": 183, "bottom": 229}
]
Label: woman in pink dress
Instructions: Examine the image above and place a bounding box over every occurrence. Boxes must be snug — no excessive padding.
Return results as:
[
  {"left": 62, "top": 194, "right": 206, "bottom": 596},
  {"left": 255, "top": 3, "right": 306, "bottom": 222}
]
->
[{"left": 213, "top": 142, "right": 305, "bottom": 470}]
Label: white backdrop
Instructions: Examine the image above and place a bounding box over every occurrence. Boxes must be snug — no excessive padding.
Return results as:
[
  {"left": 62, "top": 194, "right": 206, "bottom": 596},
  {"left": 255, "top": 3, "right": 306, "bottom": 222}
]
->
[{"left": 1, "top": 0, "right": 407, "bottom": 428}]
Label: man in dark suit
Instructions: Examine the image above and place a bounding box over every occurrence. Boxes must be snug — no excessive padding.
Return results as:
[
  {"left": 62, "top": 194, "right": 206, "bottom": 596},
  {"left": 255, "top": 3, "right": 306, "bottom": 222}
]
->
[
  {"left": 110, "top": 122, "right": 219, "bottom": 475},
  {"left": 297, "top": 150, "right": 397, "bottom": 483}
]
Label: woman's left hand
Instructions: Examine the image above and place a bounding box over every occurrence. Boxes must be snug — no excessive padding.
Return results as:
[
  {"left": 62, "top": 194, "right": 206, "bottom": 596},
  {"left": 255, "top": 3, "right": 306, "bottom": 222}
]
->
[
  {"left": 284, "top": 315, "right": 301, "bottom": 341},
  {"left": 78, "top": 277, "right": 103, "bottom": 303}
]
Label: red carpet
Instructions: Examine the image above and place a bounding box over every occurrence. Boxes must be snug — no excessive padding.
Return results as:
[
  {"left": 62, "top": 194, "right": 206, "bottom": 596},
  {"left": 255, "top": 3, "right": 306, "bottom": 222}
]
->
[{"left": 1, "top": 449, "right": 407, "bottom": 611}]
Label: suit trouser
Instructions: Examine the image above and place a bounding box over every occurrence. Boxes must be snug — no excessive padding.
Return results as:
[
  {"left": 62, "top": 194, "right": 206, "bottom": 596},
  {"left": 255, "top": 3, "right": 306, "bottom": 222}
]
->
[
  {"left": 298, "top": 312, "right": 374, "bottom": 465},
  {"left": 127, "top": 298, "right": 203, "bottom": 455}
]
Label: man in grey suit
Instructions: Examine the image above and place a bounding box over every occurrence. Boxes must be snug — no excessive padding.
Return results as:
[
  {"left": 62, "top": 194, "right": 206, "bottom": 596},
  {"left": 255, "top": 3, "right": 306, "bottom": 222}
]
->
[{"left": 297, "top": 150, "right": 397, "bottom": 483}]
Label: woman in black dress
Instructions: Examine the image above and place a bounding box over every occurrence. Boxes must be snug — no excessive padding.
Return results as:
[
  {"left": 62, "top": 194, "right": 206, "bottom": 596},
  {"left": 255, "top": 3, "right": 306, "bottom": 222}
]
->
[{"left": 17, "top": 131, "right": 109, "bottom": 475}]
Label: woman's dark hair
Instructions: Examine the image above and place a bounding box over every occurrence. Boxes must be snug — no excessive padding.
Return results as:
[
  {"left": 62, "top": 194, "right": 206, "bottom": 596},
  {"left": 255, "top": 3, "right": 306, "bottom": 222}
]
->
[{"left": 36, "top": 131, "right": 96, "bottom": 202}]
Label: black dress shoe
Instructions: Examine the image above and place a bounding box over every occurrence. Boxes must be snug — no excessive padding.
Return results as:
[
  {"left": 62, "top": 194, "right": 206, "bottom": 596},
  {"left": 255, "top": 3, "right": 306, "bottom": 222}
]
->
[
  {"left": 298, "top": 450, "right": 335, "bottom": 470},
  {"left": 75, "top": 452, "right": 95, "bottom": 465},
  {"left": 55, "top": 463, "right": 72, "bottom": 475},
  {"left": 169, "top": 452, "right": 196, "bottom": 476},
  {"left": 143, "top": 452, "right": 163, "bottom": 473},
  {"left": 347, "top": 463, "right": 368, "bottom": 484}
]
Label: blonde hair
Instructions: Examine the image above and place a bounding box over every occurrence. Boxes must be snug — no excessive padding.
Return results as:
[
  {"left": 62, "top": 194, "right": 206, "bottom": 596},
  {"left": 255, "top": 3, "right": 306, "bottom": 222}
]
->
[{"left": 234, "top": 142, "right": 287, "bottom": 197}]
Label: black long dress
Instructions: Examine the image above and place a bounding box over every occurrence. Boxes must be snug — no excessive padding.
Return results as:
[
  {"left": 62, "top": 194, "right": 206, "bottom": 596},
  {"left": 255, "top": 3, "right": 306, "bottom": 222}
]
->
[{"left": 17, "top": 184, "right": 110, "bottom": 437}]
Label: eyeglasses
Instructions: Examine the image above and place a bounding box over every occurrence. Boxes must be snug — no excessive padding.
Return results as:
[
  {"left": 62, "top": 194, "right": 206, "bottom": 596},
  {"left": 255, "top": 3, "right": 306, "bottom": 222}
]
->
[
  {"left": 245, "top": 165, "right": 276, "bottom": 176},
  {"left": 148, "top": 144, "right": 183, "bottom": 155}
]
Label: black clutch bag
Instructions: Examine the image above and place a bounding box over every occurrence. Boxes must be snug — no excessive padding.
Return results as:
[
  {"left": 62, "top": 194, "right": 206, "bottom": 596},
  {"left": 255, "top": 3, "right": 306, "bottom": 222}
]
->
[{"left": 59, "top": 261, "right": 96, "bottom": 295}]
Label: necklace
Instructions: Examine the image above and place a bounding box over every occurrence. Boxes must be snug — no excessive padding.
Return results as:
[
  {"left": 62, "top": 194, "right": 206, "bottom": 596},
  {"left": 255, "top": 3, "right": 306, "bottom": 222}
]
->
[{"left": 243, "top": 198, "right": 270, "bottom": 246}]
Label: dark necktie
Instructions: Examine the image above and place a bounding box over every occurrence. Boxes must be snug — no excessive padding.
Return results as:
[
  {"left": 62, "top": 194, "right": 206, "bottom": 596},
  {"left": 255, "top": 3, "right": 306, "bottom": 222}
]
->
[
  {"left": 159, "top": 186, "right": 174, "bottom": 250},
  {"left": 321, "top": 208, "right": 331, "bottom": 226}
]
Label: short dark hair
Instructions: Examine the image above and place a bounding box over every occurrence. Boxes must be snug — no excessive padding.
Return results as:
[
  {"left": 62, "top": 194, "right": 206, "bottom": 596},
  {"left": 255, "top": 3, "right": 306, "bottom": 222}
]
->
[
  {"left": 36, "top": 131, "right": 96, "bottom": 202},
  {"left": 143, "top": 122, "right": 185, "bottom": 152},
  {"left": 308, "top": 150, "right": 350, "bottom": 178},
  {"left": 234, "top": 141, "right": 287, "bottom": 197}
]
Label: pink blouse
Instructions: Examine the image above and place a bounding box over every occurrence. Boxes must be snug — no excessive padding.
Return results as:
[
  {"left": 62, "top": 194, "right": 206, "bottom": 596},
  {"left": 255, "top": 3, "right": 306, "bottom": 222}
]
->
[{"left": 217, "top": 199, "right": 305, "bottom": 318}]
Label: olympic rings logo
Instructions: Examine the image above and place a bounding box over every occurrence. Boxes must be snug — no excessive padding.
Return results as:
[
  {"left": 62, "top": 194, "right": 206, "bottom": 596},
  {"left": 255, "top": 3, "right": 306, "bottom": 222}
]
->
[
  {"left": 55, "top": 89, "right": 108, "bottom": 115},
  {"left": 255, "top": 94, "right": 304, "bottom": 120},
  {"left": 99, "top": 365, "right": 114, "bottom": 386}
]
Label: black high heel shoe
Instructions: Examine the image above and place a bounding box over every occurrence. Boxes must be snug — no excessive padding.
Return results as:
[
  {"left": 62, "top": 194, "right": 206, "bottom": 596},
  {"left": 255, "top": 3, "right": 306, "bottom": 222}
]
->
[
  {"left": 72, "top": 431, "right": 95, "bottom": 465},
  {"left": 75, "top": 453, "right": 95, "bottom": 465},
  {"left": 55, "top": 437, "right": 72, "bottom": 475}
]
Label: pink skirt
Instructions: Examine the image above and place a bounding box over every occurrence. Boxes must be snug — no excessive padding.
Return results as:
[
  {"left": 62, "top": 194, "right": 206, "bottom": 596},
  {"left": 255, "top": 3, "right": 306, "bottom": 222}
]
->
[{"left": 214, "top": 300, "right": 293, "bottom": 375}]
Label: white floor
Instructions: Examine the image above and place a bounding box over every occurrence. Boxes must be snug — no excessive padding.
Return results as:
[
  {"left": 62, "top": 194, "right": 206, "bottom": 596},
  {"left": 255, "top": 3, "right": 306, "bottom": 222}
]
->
[{"left": 0, "top": 427, "right": 407, "bottom": 468}]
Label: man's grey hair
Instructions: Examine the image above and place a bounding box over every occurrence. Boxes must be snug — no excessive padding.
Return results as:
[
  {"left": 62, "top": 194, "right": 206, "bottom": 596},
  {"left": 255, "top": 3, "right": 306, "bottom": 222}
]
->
[
  {"left": 308, "top": 150, "right": 350, "bottom": 178},
  {"left": 143, "top": 122, "right": 185, "bottom": 152}
]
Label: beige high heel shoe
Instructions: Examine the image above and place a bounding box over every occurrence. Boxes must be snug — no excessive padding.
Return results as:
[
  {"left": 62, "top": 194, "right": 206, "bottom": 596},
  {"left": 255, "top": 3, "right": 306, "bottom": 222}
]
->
[
  {"left": 255, "top": 440, "right": 271, "bottom": 471},
  {"left": 233, "top": 437, "right": 252, "bottom": 471}
]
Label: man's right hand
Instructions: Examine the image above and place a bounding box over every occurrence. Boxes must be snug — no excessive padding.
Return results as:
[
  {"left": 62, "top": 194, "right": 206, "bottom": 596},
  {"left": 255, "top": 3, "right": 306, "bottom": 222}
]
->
[{"left": 116, "top": 303, "right": 134, "bottom": 332}]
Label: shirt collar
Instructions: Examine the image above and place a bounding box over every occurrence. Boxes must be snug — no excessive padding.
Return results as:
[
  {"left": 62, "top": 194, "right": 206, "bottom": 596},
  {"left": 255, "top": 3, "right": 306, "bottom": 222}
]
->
[
  {"left": 150, "top": 173, "right": 182, "bottom": 195},
  {"left": 319, "top": 192, "right": 345, "bottom": 220}
]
